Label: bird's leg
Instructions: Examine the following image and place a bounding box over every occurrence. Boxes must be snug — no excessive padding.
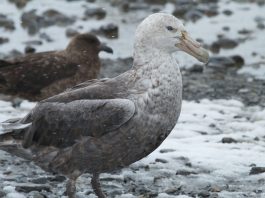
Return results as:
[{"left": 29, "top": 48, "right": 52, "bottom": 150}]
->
[
  {"left": 91, "top": 173, "right": 106, "bottom": 198},
  {"left": 66, "top": 178, "right": 77, "bottom": 198}
]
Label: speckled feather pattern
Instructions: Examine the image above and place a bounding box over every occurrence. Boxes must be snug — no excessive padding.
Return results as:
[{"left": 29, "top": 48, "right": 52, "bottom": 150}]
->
[{"left": 0, "top": 13, "right": 183, "bottom": 181}]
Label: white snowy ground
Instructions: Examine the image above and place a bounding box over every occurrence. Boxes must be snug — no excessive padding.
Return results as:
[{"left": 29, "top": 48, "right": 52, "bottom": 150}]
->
[{"left": 1, "top": 99, "right": 265, "bottom": 198}]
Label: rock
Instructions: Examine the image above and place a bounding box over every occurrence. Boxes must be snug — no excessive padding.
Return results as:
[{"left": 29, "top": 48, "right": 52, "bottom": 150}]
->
[
  {"left": 159, "top": 148, "right": 175, "bottom": 153},
  {"left": 30, "top": 177, "right": 49, "bottom": 184},
  {"left": 28, "top": 191, "right": 46, "bottom": 198},
  {"left": 92, "top": 23, "right": 119, "bottom": 39},
  {"left": 15, "top": 183, "right": 51, "bottom": 193},
  {"left": 213, "top": 38, "right": 238, "bottom": 49},
  {"left": 230, "top": 55, "right": 244, "bottom": 67},
  {"left": 8, "top": 0, "right": 31, "bottom": 8},
  {"left": 25, "top": 46, "right": 36, "bottom": 54},
  {"left": 48, "top": 175, "right": 66, "bottom": 182},
  {"left": 222, "top": 26, "right": 230, "bottom": 31},
  {"left": 24, "top": 40, "right": 43, "bottom": 46},
  {"left": 172, "top": 5, "right": 190, "bottom": 19},
  {"left": 84, "top": 8, "right": 106, "bottom": 20},
  {"left": 155, "top": 158, "right": 168, "bottom": 163},
  {"left": 100, "top": 57, "right": 132, "bottom": 78},
  {"left": 21, "top": 9, "right": 75, "bottom": 35},
  {"left": 189, "top": 64, "right": 204, "bottom": 73},
  {"left": 221, "top": 137, "right": 237, "bottom": 144},
  {"left": 65, "top": 28, "right": 80, "bottom": 37},
  {"left": 144, "top": 0, "right": 168, "bottom": 4},
  {"left": 238, "top": 29, "right": 252, "bottom": 35},
  {"left": 165, "top": 186, "right": 182, "bottom": 195},
  {"left": 198, "top": 190, "right": 210, "bottom": 197},
  {"left": 42, "top": 9, "right": 75, "bottom": 26},
  {"left": 249, "top": 167, "right": 265, "bottom": 175},
  {"left": 0, "top": 190, "right": 6, "bottom": 198},
  {"left": 185, "top": 9, "right": 204, "bottom": 22},
  {"left": 223, "top": 9, "right": 233, "bottom": 16},
  {"left": 0, "top": 37, "right": 9, "bottom": 45},
  {"left": 210, "top": 42, "right": 220, "bottom": 54},
  {"left": 0, "top": 14, "right": 15, "bottom": 31},
  {"left": 39, "top": 33, "right": 53, "bottom": 42},
  {"left": 208, "top": 56, "right": 235, "bottom": 68},
  {"left": 257, "top": 23, "right": 265, "bottom": 30},
  {"left": 176, "top": 170, "right": 198, "bottom": 176}
]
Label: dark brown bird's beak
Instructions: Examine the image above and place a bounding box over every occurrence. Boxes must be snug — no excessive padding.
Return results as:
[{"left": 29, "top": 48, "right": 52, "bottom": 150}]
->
[{"left": 100, "top": 43, "right": 113, "bottom": 54}]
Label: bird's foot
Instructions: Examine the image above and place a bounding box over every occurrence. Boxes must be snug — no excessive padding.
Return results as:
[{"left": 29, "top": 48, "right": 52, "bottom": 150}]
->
[
  {"left": 66, "top": 179, "right": 77, "bottom": 198},
  {"left": 91, "top": 173, "right": 106, "bottom": 198}
]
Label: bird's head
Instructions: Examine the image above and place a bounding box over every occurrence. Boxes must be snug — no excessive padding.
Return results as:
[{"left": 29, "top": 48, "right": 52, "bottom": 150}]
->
[
  {"left": 135, "top": 13, "right": 209, "bottom": 64},
  {"left": 67, "top": 33, "right": 113, "bottom": 55}
]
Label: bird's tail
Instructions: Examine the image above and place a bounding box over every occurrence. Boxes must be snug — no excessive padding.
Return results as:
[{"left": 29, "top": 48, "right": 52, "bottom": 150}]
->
[
  {"left": 1, "top": 118, "right": 31, "bottom": 134},
  {"left": 0, "top": 118, "right": 32, "bottom": 160}
]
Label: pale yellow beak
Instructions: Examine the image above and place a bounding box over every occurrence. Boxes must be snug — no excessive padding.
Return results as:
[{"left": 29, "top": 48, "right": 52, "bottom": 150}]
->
[{"left": 176, "top": 31, "right": 209, "bottom": 64}]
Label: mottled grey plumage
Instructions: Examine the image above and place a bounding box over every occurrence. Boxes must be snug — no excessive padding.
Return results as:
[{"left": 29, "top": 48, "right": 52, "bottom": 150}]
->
[{"left": 0, "top": 13, "right": 209, "bottom": 198}]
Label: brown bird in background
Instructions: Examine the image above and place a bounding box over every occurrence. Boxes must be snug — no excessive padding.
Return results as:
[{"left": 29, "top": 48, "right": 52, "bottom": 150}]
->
[{"left": 0, "top": 33, "right": 113, "bottom": 101}]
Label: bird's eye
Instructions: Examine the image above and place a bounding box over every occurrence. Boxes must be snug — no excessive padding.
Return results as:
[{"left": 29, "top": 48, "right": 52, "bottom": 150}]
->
[{"left": 166, "top": 26, "right": 174, "bottom": 31}]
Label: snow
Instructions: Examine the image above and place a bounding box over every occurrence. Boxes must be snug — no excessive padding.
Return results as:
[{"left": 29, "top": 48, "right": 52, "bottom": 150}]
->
[{"left": 1, "top": 99, "right": 265, "bottom": 197}]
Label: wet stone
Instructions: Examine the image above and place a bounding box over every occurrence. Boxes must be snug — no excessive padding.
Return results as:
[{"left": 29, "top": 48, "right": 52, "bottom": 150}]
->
[
  {"left": 221, "top": 137, "right": 237, "bottom": 144},
  {"left": 249, "top": 167, "right": 265, "bottom": 175},
  {"left": 65, "top": 28, "right": 80, "bottom": 37},
  {"left": 223, "top": 9, "right": 233, "bottom": 16},
  {"left": 176, "top": 170, "right": 198, "bottom": 176},
  {"left": 30, "top": 177, "right": 49, "bottom": 184},
  {"left": 15, "top": 183, "right": 51, "bottom": 193},
  {"left": 155, "top": 158, "right": 168, "bottom": 163},
  {"left": 238, "top": 29, "right": 252, "bottom": 35},
  {"left": 189, "top": 64, "right": 204, "bottom": 73},
  {"left": 185, "top": 9, "right": 204, "bottom": 22},
  {"left": 84, "top": 7, "right": 107, "bottom": 20},
  {"left": 0, "top": 190, "right": 6, "bottom": 198},
  {"left": 0, "top": 37, "right": 9, "bottom": 45},
  {"left": 213, "top": 38, "right": 238, "bottom": 49},
  {"left": 159, "top": 148, "right": 175, "bottom": 153},
  {"left": 39, "top": 32, "right": 53, "bottom": 42},
  {"left": 25, "top": 46, "right": 36, "bottom": 54},
  {"left": 21, "top": 9, "right": 75, "bottom": 35},
  {"left": 0, "top": 14, "right": 15, "bottom": 31},
  {"left": 222, "top": 26, "right": 230, "bottom": 31},
  {"left": 8, "top": 0, "right": 31, "bottom": 8},
  {"left": 92, "top": 23, "right": 119, "bottom": 39},
  {"left": 24, "top": 40, "right": 43, "bottom": 46},
  {"left": 198, "top": 190, "right": 210, "bottom": 197}
]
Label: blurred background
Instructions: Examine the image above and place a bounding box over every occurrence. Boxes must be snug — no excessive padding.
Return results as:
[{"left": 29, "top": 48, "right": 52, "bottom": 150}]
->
[{"left": 0, "top": 0, "right": 265, "bottom": 105}]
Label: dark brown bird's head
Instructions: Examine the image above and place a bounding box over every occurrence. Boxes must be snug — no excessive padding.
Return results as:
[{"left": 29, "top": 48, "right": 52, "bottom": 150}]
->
[{"left": 66, "top": 33, "right": 113, "bottom": 55}]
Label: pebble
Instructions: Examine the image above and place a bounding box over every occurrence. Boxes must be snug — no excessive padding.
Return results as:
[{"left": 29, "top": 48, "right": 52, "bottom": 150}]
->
[
  {"left": 176, "top": 170, "right": 198, "bottom": 176},
  {"left": 198, "top": 190, "right": 210, "bottom": 197},
  {"left": 249, "top": 167, "right": 265, "bottom": 175},
  {"left": 15, "top": 184, "right": 51, "bottom": 193},
  {"left": 8, "top": 0, "right": 30, "bottom": 8},
  {"left": 65, "top": 28, "right": 80, "bottom": 37},
  {"left": 221, "top": 137, "right": 237, "bottom": 144},
  {"left": 0, "top": 37, "right": 9, "bottom": 45},
  {"left": 84, "top": 7, "right": 107, "bottom": 20},
  {"left": 21, "top": 9, "right": 75, "bottom": 35},
  {"left": 155, "top": 158, "right": 168, "bottom": 163},
  {"left": 159, "top": 148, "right": 176, "bottom": 153},
  {"left": 223, "top": 9, "right": 233, "bottom": 16},
  {"left": 92, "top": 23, "right": 119, "bottom": 39},
  {"left": 25, "top": 46, "right": 36, "bottom": 54},
  {"left": 0, "top": 14, "right": 15, "bottom": 31}
]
